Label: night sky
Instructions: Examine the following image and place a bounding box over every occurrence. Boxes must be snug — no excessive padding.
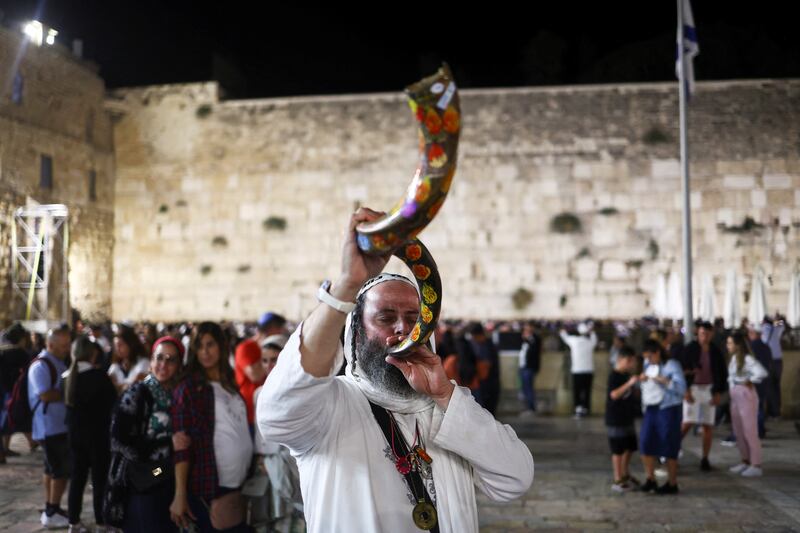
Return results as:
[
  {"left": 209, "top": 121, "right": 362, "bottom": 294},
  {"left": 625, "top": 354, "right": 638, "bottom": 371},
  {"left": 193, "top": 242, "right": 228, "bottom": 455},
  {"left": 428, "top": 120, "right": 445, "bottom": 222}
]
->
[{"left": 1, "top": 0, "right": 798, "bottom": 98}]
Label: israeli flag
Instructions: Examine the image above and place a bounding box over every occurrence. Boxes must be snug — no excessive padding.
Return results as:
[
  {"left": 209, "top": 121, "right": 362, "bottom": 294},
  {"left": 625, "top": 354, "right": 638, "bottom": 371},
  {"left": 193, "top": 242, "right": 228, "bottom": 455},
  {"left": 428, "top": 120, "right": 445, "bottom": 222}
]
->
[{"left": 676, "top": 0, "right": 699, "bottom": 96}]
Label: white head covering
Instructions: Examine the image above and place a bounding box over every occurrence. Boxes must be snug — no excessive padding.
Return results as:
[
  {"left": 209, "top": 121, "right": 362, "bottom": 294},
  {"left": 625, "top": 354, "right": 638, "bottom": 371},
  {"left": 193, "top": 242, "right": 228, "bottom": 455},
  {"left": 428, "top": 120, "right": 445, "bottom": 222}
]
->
[{"left": 342, "top": 273, "right": 434, "bottom": 414}]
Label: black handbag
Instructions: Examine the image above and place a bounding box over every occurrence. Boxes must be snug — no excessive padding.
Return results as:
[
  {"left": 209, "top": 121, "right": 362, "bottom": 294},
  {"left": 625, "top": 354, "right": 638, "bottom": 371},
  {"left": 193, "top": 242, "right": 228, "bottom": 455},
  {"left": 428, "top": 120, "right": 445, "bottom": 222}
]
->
[{"left": 127, "top": 459, "right": 172, "bottom": 493}]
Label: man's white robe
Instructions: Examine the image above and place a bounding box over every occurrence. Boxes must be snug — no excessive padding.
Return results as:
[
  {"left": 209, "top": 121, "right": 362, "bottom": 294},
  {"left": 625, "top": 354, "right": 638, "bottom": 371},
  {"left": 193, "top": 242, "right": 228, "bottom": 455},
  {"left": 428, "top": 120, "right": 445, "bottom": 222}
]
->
[{"left": 257, "top": 323, "right": 534, "bottom": 533}]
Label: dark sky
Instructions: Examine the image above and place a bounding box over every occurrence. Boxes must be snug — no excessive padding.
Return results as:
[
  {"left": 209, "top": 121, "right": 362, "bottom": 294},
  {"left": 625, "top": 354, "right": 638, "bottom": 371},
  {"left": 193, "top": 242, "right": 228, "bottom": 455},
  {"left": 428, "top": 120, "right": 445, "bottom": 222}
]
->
[{"left": 1, "top": 0, "right": 798, "bottom": 98}]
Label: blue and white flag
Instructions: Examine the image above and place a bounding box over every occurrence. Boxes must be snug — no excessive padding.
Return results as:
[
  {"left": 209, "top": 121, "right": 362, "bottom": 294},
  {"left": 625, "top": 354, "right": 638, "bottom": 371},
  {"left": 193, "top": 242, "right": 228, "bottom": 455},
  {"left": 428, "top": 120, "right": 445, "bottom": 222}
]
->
[{"left": 676, "top": 0, "right": 699, "bottom": 96}]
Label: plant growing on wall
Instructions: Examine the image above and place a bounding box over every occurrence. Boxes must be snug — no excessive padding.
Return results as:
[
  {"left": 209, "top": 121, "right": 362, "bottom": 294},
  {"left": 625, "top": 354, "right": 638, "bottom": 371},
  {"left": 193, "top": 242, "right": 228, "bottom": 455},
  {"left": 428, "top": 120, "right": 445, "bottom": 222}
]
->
[
  {"left": 212, "top": 236, "right": 228, "bottom": 247},
  {"left": 196, "top": 104, "right": 213, "bottom": 118},
  {"left": 598, "top": 207, "right": 619, "bottom": 216},
  {"left": 576, "top": 247, "right": 591, "bottom": 259},
  {"left": 200, "top": 265, "right": 212, "bottom": 276},
  {"left": 643, "top": 126, "right": 670, "bottom": 144},
  {"left": 176, "top": 199, "right": 187, "bottom": 207},
  {"left": 237, "top": 264, "right": 251, "bottom": 273},
  {"left": 648, "top": 239, "right": 659, "bottom": 260},
  {"left": 263, "top": 216, "right": 287, "bottom": 231},
  {"left": 559, "top": 294, "right": 568, "bottom": 308},
  {"left": 720, "top": 216, "right": 765, "bottom": 234},
  {"left": 158, "top": 204, "right": 169, "bottom": 213},
  {"left": 511, "top": 287, "right": 533, "bottom": 310},
  {"left": 625, "top": 259, "right": 644, "bottom": 269},
  {"left": 550, "top": 212, "right": 581, "bottom": 234}
]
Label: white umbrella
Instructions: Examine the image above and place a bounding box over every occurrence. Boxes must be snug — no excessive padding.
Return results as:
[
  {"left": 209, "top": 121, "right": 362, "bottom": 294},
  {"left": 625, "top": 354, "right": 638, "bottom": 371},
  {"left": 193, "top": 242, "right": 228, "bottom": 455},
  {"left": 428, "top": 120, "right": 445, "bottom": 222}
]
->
[
  {"left": 652, "top": 273, "right": 668, "bottom": 319},
  {"left": 723, "top": 269, "right": 742, "bottom": 329},
  {"left": 787, "top": 270, "right": 800, "bottom": 328},
  {"left": 697, "top": 273, "right": 717, "bottom": 322},
  {"left": 747, "top": 267, "right": 768, "bottom": 327},
  {"left": 667, "top": 271, "right": 683, "bottom": 321}
]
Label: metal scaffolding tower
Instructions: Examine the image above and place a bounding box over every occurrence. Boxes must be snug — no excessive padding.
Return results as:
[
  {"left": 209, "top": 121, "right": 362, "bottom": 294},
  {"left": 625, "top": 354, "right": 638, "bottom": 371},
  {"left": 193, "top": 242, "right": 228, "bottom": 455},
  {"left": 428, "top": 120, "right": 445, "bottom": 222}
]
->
[{"left": 11, "top": 204, "right": 70, "bottom": 327}]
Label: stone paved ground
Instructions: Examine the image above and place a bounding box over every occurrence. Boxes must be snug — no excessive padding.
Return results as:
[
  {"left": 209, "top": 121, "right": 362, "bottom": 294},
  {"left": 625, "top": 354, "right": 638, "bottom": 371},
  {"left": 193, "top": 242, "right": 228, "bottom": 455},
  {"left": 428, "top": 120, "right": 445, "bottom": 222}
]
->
[
  {"left": 1, "top": 418, "right": 798, "bottom": 532},
  {"left": 480, "top": 415, "right": 800, "bottom": 532}
]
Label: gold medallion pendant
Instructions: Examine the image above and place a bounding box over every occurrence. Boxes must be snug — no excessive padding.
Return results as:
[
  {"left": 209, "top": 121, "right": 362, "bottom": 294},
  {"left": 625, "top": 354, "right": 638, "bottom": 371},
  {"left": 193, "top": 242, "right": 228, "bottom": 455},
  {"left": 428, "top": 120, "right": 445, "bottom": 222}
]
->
[{"left": 412, "top": 501, "right": 438, "bottom": 530}]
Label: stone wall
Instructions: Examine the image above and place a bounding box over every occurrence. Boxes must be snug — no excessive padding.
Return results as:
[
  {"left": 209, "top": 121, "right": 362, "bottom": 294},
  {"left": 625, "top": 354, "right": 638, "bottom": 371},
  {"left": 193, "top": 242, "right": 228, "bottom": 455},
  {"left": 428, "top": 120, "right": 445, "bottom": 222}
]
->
[
  {"left": 110, "top": 78, "right": 800, "bottom": 321},
  {"left": 0, "top": 26, "right": 115, "bottom": 325}
]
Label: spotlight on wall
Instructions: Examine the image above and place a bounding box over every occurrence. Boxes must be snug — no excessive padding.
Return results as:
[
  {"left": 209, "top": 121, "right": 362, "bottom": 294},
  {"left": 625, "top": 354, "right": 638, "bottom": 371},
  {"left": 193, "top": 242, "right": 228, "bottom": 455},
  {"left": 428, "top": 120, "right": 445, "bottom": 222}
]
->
[{"left": 22, "top": 20, "right": 58, "bottom": 46}]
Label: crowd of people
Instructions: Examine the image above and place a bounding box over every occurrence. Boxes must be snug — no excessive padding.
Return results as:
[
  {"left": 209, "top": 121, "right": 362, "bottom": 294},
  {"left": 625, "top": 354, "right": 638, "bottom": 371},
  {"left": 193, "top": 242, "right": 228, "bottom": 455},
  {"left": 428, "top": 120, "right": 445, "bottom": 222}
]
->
[
  {"left": 0, "top": 305, "right": 793, "bottom": 529},
  {"left": 0, "top": 314, "right": 302, "bottom": 532},
  {"left": 598, "top": 317, "right": 787, "bottom": 495}
]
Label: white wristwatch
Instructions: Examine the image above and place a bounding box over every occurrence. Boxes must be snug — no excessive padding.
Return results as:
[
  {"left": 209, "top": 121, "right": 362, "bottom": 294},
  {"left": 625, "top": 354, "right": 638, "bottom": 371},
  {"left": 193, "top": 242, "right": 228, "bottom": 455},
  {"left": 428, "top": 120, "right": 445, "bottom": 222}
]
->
[{"left": 317, "top": 280, "right": 356, "bottom": 314}]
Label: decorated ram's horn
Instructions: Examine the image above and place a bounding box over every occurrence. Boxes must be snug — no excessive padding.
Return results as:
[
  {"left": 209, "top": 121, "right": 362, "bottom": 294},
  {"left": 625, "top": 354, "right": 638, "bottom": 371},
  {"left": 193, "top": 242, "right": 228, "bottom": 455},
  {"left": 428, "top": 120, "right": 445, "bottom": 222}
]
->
[
  {"left": 356, "top": 64, "right": 460, "bottom": 355},
  {"left": 356, "top": 63, "right": 460, "bottom": 251}
]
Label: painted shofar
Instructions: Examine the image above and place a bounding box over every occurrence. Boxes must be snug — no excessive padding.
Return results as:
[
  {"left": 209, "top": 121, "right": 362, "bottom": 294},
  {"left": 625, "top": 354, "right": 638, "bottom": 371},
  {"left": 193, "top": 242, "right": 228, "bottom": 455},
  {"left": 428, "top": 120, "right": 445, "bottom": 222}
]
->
[{"left": 356, "top": 64, "right": 460, "bottom": 355}]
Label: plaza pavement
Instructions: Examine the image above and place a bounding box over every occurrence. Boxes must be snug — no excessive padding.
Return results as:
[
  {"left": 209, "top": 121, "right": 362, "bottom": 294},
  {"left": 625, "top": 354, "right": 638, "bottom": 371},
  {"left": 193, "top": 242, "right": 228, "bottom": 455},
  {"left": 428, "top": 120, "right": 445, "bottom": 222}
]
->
[{"left": 1, "top": 416, "right": 798, "bottom": 532}]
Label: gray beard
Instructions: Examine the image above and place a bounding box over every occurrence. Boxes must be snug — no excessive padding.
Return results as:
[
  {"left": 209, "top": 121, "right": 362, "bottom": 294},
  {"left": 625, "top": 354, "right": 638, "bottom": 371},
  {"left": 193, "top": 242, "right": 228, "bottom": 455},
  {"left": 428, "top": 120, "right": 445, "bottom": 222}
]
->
[{"left": 356, "top": 336, "right": 416, "bottom": 398}]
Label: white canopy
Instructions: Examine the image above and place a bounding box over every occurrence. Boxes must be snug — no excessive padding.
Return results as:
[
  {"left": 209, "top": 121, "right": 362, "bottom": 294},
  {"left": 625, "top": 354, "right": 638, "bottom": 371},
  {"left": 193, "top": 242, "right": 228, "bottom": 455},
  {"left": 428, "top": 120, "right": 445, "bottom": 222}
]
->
[
  {"left": 697, "top": 273, "right": 717, "bottom": 322},
  {"left": 787, "top": 270, "right": 800, "bottom": 328},
  {"left": 667, "top": 271, "right": 683, "bottom": 321},
  {"left": 652, "top": 273, "right": 668, "bottom": 319},
  {"left": 723, "top": 269, "right": 742, "bottom": 329},
  {"left": 747, "top": 267, "right": 769, "bottom": 327}
]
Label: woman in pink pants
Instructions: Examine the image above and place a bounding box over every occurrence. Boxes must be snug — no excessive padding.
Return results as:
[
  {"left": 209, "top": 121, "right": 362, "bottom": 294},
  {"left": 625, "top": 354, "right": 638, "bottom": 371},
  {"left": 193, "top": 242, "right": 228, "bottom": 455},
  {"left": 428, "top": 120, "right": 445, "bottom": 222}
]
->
[{"left": 726, "top": 332, "right": 768, "bottom": 477}]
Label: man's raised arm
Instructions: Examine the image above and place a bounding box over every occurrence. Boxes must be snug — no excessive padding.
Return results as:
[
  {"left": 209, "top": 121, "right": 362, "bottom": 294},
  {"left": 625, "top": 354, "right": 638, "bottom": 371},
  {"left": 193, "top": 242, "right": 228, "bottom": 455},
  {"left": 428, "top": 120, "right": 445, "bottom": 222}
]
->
[{"left": 299, "top": 207, "right": 391, "bottom": 377}]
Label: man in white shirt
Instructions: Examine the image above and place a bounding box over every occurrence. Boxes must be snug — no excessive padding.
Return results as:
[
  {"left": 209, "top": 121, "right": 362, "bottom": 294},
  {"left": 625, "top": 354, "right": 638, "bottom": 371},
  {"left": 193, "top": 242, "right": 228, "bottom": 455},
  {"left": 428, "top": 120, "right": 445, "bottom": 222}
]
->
[
  {"left": 257, "top": 208, "right": 534, "bottom": 533},
  {"left": 560, "top": 323, "right": 597, "bottom": 418}
]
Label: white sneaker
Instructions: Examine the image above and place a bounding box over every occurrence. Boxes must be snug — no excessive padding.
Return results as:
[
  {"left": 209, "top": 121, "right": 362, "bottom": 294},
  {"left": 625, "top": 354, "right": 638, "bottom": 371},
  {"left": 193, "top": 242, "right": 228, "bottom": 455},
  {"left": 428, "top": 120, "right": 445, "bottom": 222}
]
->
[
  {"left": 741, "top": 465, "right": 763, "bottom": 477},
  {"left": 41, "top": 511, "right": 69, "bottom": 529},
  {"left": 729, "top": 463, "right": 748, "bottom": 474}
]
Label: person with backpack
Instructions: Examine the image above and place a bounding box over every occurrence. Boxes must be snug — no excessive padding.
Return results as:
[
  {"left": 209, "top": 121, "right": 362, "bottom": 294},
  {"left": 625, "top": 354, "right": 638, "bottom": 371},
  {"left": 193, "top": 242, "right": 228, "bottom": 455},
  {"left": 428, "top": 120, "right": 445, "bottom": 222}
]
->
[
  {"left": 1, "top": 322, "right": 32, "bottom": 463},
  {"left": 28, "top": 326, "right": 72, "bottom": 528}
]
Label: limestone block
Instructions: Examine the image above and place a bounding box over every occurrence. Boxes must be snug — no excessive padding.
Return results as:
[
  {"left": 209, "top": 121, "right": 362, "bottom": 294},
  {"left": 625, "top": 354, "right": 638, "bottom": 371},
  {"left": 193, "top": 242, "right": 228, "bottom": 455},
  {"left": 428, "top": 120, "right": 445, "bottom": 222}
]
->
[
  {"left": 601, "top": 260, "right": 628, "bottom": 281},
  {"left": 573, "top": 162, "right": 592, "bottom": 179},
  {"left": 763, "top": 174, "right": 791, "bottom": 189},
  {"left": 536, "top": 165, "right": 571, "bottom": 180},
  {"left": 576, "top": 195, "right": 595, "bottom": 213},
  {"left": 180, "top": 177, "right": 205, "bottom": 192},
  {"left": 631, "top": 178, "right": 651, "bottom": 192},
  {"left": 751, "top": 190, "right": 767, "bottom": 208},
  {"left": 779, "top": 208, "right": 792, "bottom": 226},
  {"left": 591, "top": 162, "right": 620, "bottom": 180},
  {"left": 608, "top": 293, "right": 647, "bottom": 317},
  {"left": 339, "top": 185, "right": 364, "bottom": 203},
  {"left": 651, "top": 159, "right": 680, "bottom": 179},
  {"left": 575, "top": 260, "right": 599, "bottom": 280},
  {"left": 494, "top": 164, "right": 518, "bottom": 180},
  {"left": 576, "top": 280, "right": 596, "bottom": 295},
  {"left": 591, "top": 224, "right": 619, "bottom": 248},
  {"left": 491, "top": 230, "right": 522, "bottom": 248},
  {"left": 767, "top": 190, "right": 794, "bottom": 207},
  {"left": 635, "top": 210, "right": 667, "bottom": 230},
  {"left": 723, "top": 175, "right": 756, "bottom": 189},
  {"left": 795, "top": 190, "right": 800, "bottom": 207}
]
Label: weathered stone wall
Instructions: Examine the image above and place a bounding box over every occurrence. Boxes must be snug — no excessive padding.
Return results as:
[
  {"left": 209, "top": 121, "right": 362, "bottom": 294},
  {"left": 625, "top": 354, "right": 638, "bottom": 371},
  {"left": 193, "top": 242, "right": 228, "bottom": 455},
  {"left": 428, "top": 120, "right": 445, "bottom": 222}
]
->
[
  {"left": 111, "top": 79, "right": 800, "bottom": 321},
  {"left": 0, "top": 26, "right": 115, "bottom": 325}
]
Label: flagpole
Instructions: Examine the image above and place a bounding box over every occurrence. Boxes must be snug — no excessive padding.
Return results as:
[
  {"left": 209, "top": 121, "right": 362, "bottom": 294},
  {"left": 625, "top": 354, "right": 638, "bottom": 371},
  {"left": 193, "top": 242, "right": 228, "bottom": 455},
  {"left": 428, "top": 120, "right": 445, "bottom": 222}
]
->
[{"left": 678, "top": 0, "right": 695, "bottom": 342}]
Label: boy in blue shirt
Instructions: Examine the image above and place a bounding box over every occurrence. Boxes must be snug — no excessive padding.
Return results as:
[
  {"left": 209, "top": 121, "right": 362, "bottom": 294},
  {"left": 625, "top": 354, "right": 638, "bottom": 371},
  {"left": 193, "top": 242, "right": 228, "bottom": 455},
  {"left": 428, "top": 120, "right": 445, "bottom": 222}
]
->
[{"left": 639, "top": 339, "right": 686, "bottom": 495}]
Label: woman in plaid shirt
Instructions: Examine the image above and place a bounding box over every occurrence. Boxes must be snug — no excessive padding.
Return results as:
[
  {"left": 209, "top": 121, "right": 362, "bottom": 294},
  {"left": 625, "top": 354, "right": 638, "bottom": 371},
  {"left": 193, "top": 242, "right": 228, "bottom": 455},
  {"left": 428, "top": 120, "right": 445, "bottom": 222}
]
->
[{"left": 169, "top": 322, "right": 253, "bottom": 531}]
